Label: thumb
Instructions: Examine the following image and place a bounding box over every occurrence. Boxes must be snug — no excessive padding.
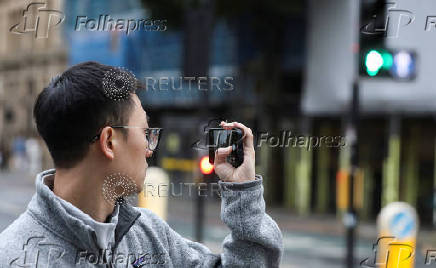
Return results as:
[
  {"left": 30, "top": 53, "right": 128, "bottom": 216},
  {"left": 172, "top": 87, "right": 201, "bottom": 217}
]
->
[{"left": 214, "top": 146, "right": 232, "bottom": 164}]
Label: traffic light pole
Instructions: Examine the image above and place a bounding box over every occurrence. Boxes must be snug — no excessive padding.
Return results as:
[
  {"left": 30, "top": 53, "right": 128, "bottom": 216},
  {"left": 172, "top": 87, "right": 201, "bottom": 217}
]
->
[
  {"left": 185, "top": 0, "right": 215, "bottom": 243},
  {"left": 345, "top": 81, "right": 359, "bottom": 268},
  {"left": 345, "top": 1, "right": 361, "bottom": 266},
  {"left": 195, "top": 184, "right": 205, "bottom": 242}
]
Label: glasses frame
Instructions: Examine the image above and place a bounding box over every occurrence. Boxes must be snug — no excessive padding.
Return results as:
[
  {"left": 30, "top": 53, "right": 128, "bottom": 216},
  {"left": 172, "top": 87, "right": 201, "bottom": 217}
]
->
[{"left": 90, "top": 126, "right": 163, "bottom": 151}]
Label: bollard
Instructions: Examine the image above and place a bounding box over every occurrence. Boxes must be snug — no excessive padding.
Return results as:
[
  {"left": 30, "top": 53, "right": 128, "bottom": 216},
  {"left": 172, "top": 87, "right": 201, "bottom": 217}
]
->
[
  {"left": 138, "top": 167, "right": 169, "bottom": 220},
  {"left": 376, "top": 202, "right": 418, "bottom": 268}
]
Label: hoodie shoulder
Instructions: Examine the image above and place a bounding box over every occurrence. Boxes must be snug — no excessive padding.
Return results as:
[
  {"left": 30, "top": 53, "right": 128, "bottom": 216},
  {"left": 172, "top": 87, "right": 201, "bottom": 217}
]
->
[
  {"left": 0, "top": 207, "right": 64, "bottom": 249},
  {"left": 0, "top": 210, "right": 78, "bottom": 268},
  {"left": 135, "top": 207, "right": 170, "bottom": 229},
  {"left": 0, "top": 212, "right": 33, "bottom": 247},
  {"left": 0, "top": 211, "right": 46, "bottom": 264},
  {"left": 133, "top": 207, "right": 173, "bottom": 241}
]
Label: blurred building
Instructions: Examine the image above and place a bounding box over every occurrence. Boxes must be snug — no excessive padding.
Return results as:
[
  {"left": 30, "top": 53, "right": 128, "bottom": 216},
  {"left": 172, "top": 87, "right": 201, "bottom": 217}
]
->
[
  {"left": 0, "top": 0, "right": 67, "bottom": 170},
  {"left": 300, "top": 0, "right": 436, "bottom": 226}
]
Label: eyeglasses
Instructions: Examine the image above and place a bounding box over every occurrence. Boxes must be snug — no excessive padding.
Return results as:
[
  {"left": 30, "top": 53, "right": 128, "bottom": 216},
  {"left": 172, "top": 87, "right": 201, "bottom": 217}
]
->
[{"left": 91, "top": 126, "right": 163, "bottom": 151}]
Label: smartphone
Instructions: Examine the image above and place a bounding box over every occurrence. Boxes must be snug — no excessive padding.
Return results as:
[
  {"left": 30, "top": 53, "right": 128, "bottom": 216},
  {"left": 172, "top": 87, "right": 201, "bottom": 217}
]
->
[{"left": 207, "top": 128, "right": 244, "bottom": 168}]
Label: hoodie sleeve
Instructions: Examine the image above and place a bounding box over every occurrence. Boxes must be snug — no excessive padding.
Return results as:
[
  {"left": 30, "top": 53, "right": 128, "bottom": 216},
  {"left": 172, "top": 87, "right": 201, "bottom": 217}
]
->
[{"left": 163, "top": 174, "right": 284, "bottom": 267}]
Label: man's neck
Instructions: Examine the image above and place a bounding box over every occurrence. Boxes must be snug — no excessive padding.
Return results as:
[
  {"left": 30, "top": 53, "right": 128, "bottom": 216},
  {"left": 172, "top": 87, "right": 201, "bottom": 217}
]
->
[{"left": 53, "top": 167, "right": 115, "bottom": 222}]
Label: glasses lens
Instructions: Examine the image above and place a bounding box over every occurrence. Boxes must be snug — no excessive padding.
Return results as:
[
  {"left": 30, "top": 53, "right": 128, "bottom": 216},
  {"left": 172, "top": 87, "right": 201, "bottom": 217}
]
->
[{"left": 147, "top": 129, "right": 161, "bottom": 151}]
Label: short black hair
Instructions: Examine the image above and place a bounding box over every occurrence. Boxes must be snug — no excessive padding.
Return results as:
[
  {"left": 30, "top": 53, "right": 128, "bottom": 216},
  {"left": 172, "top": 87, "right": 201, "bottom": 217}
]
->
[{"left": 33, "top": 61, "right": 137, "bottom": 168}]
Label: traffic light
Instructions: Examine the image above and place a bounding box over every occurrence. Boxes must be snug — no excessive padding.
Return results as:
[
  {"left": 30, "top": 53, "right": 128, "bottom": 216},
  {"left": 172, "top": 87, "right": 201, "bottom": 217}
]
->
[
  {"left": 199, "top": 156, "right": 214, "bottom": 175},
  {"left": 359, "top": 0, "right": 417, "bottom": 81},
  {"left": 360, "top": 49, "right": 416, "bottom": 80}
]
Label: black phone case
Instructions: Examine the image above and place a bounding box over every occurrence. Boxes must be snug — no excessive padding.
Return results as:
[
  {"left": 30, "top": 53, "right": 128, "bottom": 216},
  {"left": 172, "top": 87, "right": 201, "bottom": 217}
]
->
[{"left": 208, "top": 128, "right": 244, "bottom": 168}]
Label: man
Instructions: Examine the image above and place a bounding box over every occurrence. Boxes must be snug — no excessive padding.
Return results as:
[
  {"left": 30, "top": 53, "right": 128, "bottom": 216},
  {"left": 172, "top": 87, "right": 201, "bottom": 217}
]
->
[{"left": 0, "top": 62, "right": 283, "bottom": 267}]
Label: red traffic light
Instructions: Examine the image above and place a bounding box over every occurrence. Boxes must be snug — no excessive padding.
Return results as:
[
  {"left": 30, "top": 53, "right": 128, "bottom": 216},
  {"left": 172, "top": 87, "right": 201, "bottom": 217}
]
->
[{"left": 200, "top": 156, "right": 214, "bottom": 175}]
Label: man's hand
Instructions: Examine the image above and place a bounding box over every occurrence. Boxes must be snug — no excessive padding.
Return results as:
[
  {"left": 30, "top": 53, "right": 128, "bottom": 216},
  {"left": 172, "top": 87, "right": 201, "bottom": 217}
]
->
[{"left": 214, "top": 121, "right": 256, "bottom": 183}]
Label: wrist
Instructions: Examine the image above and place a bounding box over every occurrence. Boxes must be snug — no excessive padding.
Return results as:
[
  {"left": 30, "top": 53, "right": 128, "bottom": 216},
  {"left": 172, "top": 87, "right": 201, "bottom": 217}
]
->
[{"left": 218, "top": 174, "right": 262, "bottom": 191}]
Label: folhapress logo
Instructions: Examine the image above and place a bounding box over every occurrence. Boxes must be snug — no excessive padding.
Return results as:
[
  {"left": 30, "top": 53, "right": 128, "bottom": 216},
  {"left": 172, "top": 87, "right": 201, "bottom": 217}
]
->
[
  {"left": 9, "top": 236, "right": 65, "bottom": 267},
  {"left": 360, "top": 236, "right": 414, "bottom": 268},
  {"left": 361, "top": 2, "right": 414, "bottom": 38},
  {"left": 10, "top": 2, "right": 65, "bottom": 39}
]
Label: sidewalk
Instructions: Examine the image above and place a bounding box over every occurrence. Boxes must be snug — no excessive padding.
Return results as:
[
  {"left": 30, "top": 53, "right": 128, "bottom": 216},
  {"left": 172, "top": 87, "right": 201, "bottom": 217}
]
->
[
  {"left": 166, "top": 195, "right": 436, "bottom": 256},
  {"left": 167, "top": 196, "right": 377, "bottom": 239},
  {"left": 166, "top": 196, "right": 374, "bottom": 267}
]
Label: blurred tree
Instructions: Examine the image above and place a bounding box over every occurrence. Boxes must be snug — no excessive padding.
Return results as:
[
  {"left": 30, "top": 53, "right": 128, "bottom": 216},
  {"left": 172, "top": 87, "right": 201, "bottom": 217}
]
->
[{"left": 139, "top": 0, "right": 305, "bottom": 205}]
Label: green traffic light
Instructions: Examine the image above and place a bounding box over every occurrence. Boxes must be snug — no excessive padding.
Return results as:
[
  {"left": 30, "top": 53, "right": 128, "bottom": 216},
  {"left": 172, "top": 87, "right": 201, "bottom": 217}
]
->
[
  {"left": 364, "top": 49, "right": 394, "bottom": 76},
  {"left": 381, "top": 51, "right": 393, "bottom": 70},
  {"left": 365, "top": 50, "right": 383, "bottom": 76}
]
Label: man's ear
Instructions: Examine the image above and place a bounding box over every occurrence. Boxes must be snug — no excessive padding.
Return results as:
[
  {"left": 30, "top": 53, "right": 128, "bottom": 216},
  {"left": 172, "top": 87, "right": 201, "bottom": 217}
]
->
[{"left": 99, "top": 126, "right": 116, "bottom": 160}]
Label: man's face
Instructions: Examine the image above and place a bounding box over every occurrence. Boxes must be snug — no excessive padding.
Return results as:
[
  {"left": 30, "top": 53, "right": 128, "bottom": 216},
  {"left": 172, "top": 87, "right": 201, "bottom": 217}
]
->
[{"left": 115, "top": 94, "right": 153, "bottom": 192}]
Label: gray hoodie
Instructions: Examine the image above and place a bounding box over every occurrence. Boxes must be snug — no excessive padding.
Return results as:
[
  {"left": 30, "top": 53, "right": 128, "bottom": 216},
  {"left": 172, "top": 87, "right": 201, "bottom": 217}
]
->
[{"left": 0, "top": 169, "right": 283, "bottom": 267}]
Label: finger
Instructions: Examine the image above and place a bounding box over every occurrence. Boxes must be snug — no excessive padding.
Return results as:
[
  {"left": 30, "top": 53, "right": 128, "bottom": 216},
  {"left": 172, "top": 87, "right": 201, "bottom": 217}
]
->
[
  {"left": 220, "top": 122, "right": 253, "bottom": 155},
  {"left": 214, "top": 146, "right": 232, "bottom": 164},
  {"left": 219, "top": 121, "right": 242, "bottom": 141},
  {"left": 219, "top": 121, "right": 245, "bottom": 144},
  {"left": 220, "top": 122, "right": 244, "bottom": 139},
  {"left": 230, "top": 122, "right": 254, "bottom": 150},
  {"left": 220, "top": 121, "right": 233, "bottom": 129},
  {"left": 219, "top": 121, "right": 254, "bottom": 156}
]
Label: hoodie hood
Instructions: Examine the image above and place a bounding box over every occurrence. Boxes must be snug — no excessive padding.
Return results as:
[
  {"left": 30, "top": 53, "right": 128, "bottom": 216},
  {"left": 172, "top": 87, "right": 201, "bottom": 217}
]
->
[{"left": 27, "top": 169, "right": 141, "bottom": 251}]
